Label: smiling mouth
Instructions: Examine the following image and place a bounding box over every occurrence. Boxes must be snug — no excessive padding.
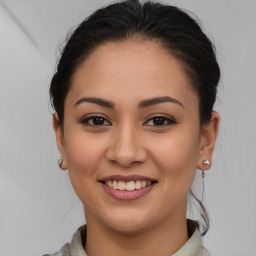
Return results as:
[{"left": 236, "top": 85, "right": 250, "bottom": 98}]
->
[{"left": 99, "top": 180, "right": 157, "bottom": 191}]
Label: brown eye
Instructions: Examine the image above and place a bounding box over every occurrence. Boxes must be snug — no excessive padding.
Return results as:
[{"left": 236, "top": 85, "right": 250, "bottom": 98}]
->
[
  {"left": 152, "top": 117, "right": 166, "bottom": 126},
  {"left": 81, "top": 115, "right": 111, "bottom": 126},
  {"left": 144, "top": 115, "right": 177, "bottom": 126}
]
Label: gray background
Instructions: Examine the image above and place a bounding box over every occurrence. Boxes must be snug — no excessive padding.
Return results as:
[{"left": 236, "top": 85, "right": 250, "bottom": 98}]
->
[{"left": 0, "top": 0, "right": 255, "bottom": 255}]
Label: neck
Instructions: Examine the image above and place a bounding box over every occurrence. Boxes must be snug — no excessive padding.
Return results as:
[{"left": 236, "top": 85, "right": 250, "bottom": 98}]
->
[{"left": 84, "top": 212, "right": 189, "bottom": 256}]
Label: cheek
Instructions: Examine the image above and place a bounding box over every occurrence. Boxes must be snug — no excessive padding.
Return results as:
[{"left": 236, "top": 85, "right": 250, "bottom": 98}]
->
[
  {"left": 62, "top": 131, "right": 109, "bottom": 209},
  {"left": 63, "top": 130, "right": 106, "bottom": 189},
  {"left": 148, "top": 130, "right": 200, "bottom": 184}
]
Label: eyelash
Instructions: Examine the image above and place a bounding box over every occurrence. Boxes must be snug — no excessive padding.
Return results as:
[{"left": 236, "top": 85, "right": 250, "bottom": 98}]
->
[
  {"left": 80, "top": 114, "right": 111, "bottom": 126},
  {"left": 144, "top": 114, "right": 177, "bottom": 126},
  {"left": 80, "top": 113, "right": 177, "bottom": 127}
]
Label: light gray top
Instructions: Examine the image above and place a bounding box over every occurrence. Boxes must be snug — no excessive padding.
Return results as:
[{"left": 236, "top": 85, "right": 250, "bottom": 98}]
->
[{"left": 44, "top": 225, "right": 211, "bottom": 256}]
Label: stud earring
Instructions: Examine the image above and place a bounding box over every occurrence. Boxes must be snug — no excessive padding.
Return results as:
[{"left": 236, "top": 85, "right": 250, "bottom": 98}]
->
[
  {"left": 58, "top": 156, "right": 63, "bottom": 169},
  {"left": 202, "top": 160, "right": 210, "bottom": 167}
]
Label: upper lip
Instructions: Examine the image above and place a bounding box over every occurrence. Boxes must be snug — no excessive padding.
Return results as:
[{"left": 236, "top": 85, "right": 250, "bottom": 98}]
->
[{"left": 99, "top": 175, "right": 157, "bottom": 182}]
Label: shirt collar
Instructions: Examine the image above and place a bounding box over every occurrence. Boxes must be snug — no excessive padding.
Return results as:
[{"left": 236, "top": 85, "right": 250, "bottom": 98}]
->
[{"left": 69, "top": 223, "right": 206, "bottom": 256}]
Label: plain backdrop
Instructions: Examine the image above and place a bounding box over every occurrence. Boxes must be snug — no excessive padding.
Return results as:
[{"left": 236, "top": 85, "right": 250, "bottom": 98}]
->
[{"left": 0, "top": 0, "right": 256, "bottom": 255}]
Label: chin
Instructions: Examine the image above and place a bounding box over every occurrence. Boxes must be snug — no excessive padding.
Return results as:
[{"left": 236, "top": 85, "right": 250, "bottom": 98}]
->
[
  {"left": 101, "top": 208, "right": 154, "bottom": 234},
  {"left": 107, "top": 220, "right": 148, "bottom": 234}
]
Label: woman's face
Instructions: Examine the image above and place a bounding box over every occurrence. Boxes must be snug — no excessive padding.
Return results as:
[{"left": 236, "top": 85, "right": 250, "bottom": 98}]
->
[{"left": 54, "top": 40, "right": 218, "bottom": 233}]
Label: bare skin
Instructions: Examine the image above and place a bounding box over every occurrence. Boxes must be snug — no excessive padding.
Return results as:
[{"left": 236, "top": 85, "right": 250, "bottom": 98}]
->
[{"left": 53, "top": 40, "right": 219, "bottom": 256}]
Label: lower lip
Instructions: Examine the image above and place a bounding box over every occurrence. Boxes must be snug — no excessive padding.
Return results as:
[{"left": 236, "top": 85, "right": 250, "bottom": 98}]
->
[{"left": 101, "top": 182, "right": 156, "bottom": 200}]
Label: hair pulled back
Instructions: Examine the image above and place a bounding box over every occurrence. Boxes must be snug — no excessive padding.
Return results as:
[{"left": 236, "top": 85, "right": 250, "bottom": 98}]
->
[{"left": 50, "top": 0, "right": 220, "bottom": 235}]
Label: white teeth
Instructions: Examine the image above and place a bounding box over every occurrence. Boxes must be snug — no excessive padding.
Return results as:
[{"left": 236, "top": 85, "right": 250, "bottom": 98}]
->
[
  {"left": 146, "top": 181, "right": 152, "bottom": 186},
  {"left": 126, "top": 181, "right": 135, "bottom": 191},
  {"left": 107, "top": 180, "right": 113, "bottom": 188},
  {"left": 118, "top": 181, "right": 126, "bottom": 190},
  {"left": 113, "top": 180, "right": 118, "bottom": 189},
  {"left": 135, "top": 180, "right": 142, "bottom": 189},
  {"left": 105, "top": 180, "right": 154, "bottom": 191}
]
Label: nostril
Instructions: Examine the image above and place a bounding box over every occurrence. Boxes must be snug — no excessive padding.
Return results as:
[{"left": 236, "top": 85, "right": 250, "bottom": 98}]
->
[{"left": 105, "top": 135, "right": 147, "bottom": 167}]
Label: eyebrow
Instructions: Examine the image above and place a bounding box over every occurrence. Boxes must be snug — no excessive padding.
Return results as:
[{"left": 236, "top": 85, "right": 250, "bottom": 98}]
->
[
  {"left": 138, "top": 96, "right": 184, "bottom": 109},
  {"left": 75, "top": 97, "right": 115, "bottom": 109},
  {"left": 74, "top": 96, "right": 184, "bottom": 109}
]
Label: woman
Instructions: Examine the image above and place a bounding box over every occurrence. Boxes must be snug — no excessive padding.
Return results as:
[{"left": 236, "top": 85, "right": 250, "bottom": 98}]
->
[{"left": 46, "top": 0, "right": 220, "bottom": 255}]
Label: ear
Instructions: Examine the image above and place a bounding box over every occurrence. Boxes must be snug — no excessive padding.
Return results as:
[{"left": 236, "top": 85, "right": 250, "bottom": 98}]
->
[
  {"left": 52, "top": 114, "right": 68, "bottom": 170},
  {"left": 197, "top": 111, "right": 220, "bottom": 171}
]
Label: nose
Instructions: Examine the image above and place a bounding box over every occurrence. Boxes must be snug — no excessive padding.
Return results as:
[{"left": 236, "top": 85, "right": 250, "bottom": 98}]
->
[{"left": 105, "top": 124, "right": 147, "bottom": 168}]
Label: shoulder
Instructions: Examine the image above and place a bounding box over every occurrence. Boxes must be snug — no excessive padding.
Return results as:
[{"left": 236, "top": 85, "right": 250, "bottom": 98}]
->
[
  {"left": 202, "top": 247, "right": 211, "bottom": 256},
  {"left": 172, "top": 227, "right": 211, "bottom": 256},
  {"left": 42, "top": 225, "right": 86, "bottom": 256},
  {"left": 42, "top": 243, "right": 71, "bottom": 256}
]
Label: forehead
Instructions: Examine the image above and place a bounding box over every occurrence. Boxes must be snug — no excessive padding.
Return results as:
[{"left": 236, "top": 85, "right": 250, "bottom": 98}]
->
[{"left": 67, "top": 40, "right": 198, "bottom": 108}]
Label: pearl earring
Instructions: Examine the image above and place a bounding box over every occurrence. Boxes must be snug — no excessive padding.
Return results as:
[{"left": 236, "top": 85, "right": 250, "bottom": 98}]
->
[
  {"left": 202, "top": 160, "right": 210, "bottom": 167},
  {"left": 58, "top": 156, "right": 63, "bottom": 169}
]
